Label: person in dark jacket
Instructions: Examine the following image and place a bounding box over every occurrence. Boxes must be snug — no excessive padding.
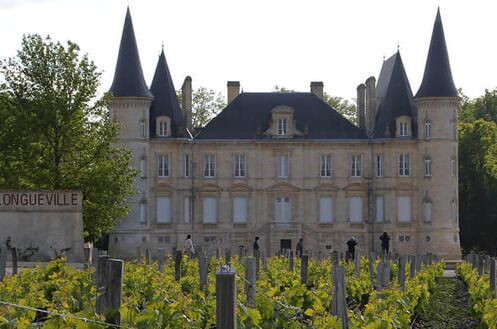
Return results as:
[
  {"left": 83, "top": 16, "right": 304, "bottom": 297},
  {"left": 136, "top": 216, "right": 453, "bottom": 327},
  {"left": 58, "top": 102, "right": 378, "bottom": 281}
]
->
[
  {"left": 346, "top": 236, "right": 357, "bottom": 260},
  {"left": 253, "top": 236, "right": 260, "bottom": 257},
  {"left": 296, "top": 238, "right": 304, "bottom": 258},
  {"left": 380, "top": 232, "right": 390, "bottom": 256}
]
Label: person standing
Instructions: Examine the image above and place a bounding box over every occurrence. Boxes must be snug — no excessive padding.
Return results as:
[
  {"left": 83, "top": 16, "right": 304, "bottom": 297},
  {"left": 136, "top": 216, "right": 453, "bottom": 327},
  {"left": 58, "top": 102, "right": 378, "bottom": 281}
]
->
[
  {"left": 183, "top": 234, "right": 195, "bottom": 257},
  {"left": 296, "top": 238, "right": 304, "bottom": 258},
  {"left": 346, "top": 236, "right": 357, "bottom": 260},
  {"left": 380, "top": 232, "right": 390, "bottom": 256},
  {"left": 253, "top": 236, "right": 260, "bottom": 257}
]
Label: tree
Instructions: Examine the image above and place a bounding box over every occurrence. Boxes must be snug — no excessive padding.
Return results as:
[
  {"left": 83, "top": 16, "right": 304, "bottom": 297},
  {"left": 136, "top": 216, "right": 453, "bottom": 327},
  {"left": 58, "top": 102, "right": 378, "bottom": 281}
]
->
[
  {"left": 0, "top": 34, "right": 137, "bottom": 242},
  {"left": 272, "top": 86, "right": 358, "bottom": 125},
  {"left": 177, "top": 87, "right": 225, "bottom": 129}
]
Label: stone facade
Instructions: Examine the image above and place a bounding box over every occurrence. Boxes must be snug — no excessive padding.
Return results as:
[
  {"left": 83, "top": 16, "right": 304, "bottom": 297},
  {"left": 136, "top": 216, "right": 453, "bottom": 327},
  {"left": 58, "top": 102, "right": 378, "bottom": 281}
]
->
[{"left": 107, "top": 9, "right": 461, "bottom": 260}]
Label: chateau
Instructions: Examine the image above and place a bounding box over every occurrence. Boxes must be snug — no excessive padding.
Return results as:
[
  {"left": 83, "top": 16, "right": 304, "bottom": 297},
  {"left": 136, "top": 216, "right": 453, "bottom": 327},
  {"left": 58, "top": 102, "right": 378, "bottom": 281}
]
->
[{"left": 108, "top": 8, "right": 461, "bottom": 259}]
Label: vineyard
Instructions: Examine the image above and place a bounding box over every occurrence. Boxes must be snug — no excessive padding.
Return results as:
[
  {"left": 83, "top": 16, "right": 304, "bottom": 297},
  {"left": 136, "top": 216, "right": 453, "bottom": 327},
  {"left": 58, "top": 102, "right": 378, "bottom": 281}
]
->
[{"left": 0, "top": 251, "right": 454, "bottom": 329}]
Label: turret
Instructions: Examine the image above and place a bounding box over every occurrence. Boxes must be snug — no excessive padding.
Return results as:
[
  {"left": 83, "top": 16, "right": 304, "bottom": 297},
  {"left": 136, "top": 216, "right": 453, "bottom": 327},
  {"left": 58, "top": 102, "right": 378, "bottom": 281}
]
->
[{"left": 415, "top": 9, "right": 460, "bottom": 259}]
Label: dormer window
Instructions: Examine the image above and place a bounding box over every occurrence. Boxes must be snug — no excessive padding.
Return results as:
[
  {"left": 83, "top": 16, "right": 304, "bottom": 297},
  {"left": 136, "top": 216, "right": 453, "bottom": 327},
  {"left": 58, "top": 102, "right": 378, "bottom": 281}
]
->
[
  {"left": 399, "top": 121, "right": 408, "bottom": 136},
  {"left": 156, "top": 116, "right": 171, "bottom": 137},
  {"left": 396, "top": 116, "right": 411, "bottom": 138},
  {"left": 159, "top": 121, "right": 167, "bottom": 136},
  {"left": 278, "top": 118, "right": 287, "bottom": 135}
]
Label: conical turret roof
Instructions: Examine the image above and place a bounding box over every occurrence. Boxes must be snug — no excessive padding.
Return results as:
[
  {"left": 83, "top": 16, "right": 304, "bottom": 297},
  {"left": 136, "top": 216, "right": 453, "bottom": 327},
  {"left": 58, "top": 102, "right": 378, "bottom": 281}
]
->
[
  {"left": 109, "top": 8, "right": 153, "bottom": 98},
  {"left": 416, "top": 9, "right": 458, "bottom": 98},
  {"left": 150, "top": 48, "right": 185, "bottom": 137}
]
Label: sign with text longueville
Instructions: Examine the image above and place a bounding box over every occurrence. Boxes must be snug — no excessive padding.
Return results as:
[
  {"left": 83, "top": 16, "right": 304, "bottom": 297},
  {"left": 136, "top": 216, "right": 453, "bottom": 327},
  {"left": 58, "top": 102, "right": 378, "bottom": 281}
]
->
[{"left": 0, "top": 191, "right": 82, "bottom": 212}]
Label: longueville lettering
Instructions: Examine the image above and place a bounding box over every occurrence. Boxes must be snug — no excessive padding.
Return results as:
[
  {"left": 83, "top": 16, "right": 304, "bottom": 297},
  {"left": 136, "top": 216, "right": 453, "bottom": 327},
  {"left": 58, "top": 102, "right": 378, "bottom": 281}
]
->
[{"left": 0, "top": 191, "right": 81, "bottom": 208}]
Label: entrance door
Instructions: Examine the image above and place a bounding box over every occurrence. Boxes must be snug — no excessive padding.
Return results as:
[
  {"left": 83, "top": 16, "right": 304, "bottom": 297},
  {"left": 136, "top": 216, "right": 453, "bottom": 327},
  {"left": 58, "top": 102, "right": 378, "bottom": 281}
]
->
[{"left": 280, "top": 239, "right": 292, "bottom": 253}]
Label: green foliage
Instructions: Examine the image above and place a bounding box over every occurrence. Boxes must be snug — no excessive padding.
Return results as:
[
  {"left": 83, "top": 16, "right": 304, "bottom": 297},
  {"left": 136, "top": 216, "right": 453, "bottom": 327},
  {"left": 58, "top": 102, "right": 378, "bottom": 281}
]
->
[
  {"left": 178, "top": 87, "right": 225, "bottom": 129},
  {"left": 0, "top": 34, "right": 137, "bottom": 241},
  {"left": 457, "top": 262, "right": 497, "bottom": 328}
]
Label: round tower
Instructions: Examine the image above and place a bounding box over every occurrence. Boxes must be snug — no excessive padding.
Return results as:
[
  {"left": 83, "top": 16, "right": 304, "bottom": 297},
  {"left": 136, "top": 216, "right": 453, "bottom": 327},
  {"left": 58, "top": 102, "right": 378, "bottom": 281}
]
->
[{"left": 415, "top": 9, "right": 461, "bottom": 259}]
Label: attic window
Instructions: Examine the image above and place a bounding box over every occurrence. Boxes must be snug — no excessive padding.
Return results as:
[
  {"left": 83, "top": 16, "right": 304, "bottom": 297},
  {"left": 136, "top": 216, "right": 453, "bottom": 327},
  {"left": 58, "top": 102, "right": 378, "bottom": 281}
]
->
[
  {"left": 156, "top": 116, "right": 171, "bottom": 137},
  {"left": 278, "top": 118, "right": 287, "bottom": 135},
  {"left": 395, "top": 116, "right": 411, "bottom": 138},
  {"left": 159, "top": 121, "right": 167, "bottom": 136},
  {"left": 399, "top": 121, "right": 408, "bottom": 136}
]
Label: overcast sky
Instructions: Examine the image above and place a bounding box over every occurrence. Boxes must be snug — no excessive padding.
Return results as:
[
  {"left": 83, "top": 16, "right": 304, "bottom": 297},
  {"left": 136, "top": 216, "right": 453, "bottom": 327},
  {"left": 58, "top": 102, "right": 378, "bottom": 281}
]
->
[{"left": 0, "top": 0, "right": 495, "bottom": 102}]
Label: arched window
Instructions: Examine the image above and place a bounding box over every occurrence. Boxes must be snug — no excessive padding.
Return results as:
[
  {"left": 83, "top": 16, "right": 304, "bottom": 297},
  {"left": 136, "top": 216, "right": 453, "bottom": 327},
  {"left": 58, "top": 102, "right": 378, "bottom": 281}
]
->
[
  {"left": 423, "top": 199, "right": 432, "bottom": 222},
  {"left": 424, "top": 120, "right": 432, "bottom": 139},
  {"left": 424, "top": 156, "right": 432, "bottom": 177}
]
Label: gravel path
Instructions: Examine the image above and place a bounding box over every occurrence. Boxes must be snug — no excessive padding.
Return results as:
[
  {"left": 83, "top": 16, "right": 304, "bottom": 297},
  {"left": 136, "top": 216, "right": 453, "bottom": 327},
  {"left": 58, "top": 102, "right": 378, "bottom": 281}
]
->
[{"left": 413, "top": 276, "right": 482, "bottom": 329}]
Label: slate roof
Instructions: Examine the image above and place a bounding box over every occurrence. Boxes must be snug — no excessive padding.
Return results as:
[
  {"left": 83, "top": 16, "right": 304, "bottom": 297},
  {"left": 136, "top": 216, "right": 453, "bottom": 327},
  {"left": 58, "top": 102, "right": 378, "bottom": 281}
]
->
[
  {"left": 195, "top": 92, "right": 367, "bottom": 140},
  {"left": 416, "top": 9, "right": 458, "bottom": 98},
  {"left": 149, "top": 49, "right": 186, "bottom": 138},
  {"left": 109, "top": 8, "right": 153, "bottom": 98},
  {"left": 372, "top": 52, "right": 417, "bottom": 138}
]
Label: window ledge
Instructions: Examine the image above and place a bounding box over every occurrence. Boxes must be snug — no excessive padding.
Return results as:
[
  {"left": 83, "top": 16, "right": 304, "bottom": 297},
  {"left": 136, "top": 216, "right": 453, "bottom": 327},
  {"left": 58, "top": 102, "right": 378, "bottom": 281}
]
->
[
  {"left": 233, "top": 223, "right": 247, "bottom": 228},
  {"left": 156, "top": 223, "right": 172, "bottom": 227},
  {"left": 397, "top": 221, "right": 412, "bottom": 226}
]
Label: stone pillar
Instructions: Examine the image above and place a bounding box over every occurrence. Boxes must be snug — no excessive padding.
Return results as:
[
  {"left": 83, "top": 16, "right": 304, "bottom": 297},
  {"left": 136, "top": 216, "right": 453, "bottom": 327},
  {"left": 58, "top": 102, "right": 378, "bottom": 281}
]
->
[
  {"left": 310, "top": 81, "right": 324, "bottom": 99},
  {"left": 227, "top": 81, "right": 240, "bottom": 104},
  {"left": 181, "top": 76, "right": 192, "bottom": 131}
]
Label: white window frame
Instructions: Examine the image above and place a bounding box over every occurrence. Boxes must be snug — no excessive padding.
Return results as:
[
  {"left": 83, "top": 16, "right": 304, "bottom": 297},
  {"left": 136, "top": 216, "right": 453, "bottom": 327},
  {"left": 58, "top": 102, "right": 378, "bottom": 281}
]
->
[
  {"left": 158, "top": 121, "right": 167, "bottom": 137},
  {"left": 156, "top": 197, "right": 171, "bottom": 224},
  {"left": 398, "top": 153, "right": 410, "bottom": 176},
  {"left": 375, "top": 154, "right": 383, "bottom": 177},
  {"left": 233, "top": 197, "right": 248, "bottom": 224},
  {"left": 397, "top": 196, "right": 412, "bottom": 222},
  {"left": 424, "top": 156, "right": 432, "bottom": 177},
  {"left": 204, "top": 154, "right": 216, "bottom": 178},
  {"left": 277, "top": 154, "right": 289, "bottom": 178},
  {"left": 234, "top": 154, "right": 246, "bottom": 178},
  {"left": 140, "top": 157, "right": 146, "bottom": 178},
  {"left": 275, "top": 197, "right": 291, "bottom": 222},
  {"left": 351, "top": 155, "right": 362, "bottom": 177},
  {"left": 158, "top": 154, "right": 169, "bottom": 177},
  {"left": 140, "top": 120, "right": 146, "bottom": 138},
  {"left": 320, "top": 155, "right": 332, "bottom": 177},
  {"left": 424, "top": 120, "right": 432, "bottom": 139},
  {"left": 184, "top": 154, "right": 190, "bottom": 178},
  {"left": 348, "top": 197, "right": 363, "bottom": 223},
  {"left": 319, "top": 197, "right": 333, "bottom": 223},
  {"left": 399, "top": 121, "right": 408, "bottom": 137},
  {"left": 203, "top": 197, "right": 217, "bottom": 224},
  {"left": 423, "top": 199, "right": 432, "bottom": 222},
  {"left": 139, "top": 200, "right": 147, "bottom": 223},
  {"left": 278, "top": 118, "right": 287, "bottom": 135}
]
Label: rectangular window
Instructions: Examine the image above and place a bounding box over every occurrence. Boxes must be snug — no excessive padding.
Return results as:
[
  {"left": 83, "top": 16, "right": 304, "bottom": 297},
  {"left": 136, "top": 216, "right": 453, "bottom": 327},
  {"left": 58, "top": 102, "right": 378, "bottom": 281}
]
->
[
  {"left": 275, "top": 197, "right": 291, "bottom": 222},
  {"left": 156, "top": 197, "right": 171, "bottom": 223},
  {"left": 423, "top": 201, "right": 432, "bottom": 222},
  {"left": 375, "top": 154, "right": 383, "bottom": 177},
  {"left": 233, "top": 197, "right": 247, "bottom": 223},
  {"left": 399, "top": 121, "right": 408, "bottom": 136},
  {"left": 203, "top": 197, "right": 217, "bottom": 224},
  {"left": 351, "top": 155, "right": 362, "bottom": 177},
  {"left": 277, "top": 154, "right": 289, "bottom": 178},
  {"left": 320, "top": 155, "right": 332, "bottom": 177},
  {"left": 140, "top": 158, "right": 146, "bottom": 178},
  {"left": 139, "top": 202, "right": 147, "bottom": 223},
  {"left": 278, "top": 118, "right": 287, "bottom": 135},
  {"left": 204, "top": 154, "right": 216, "bottom": 177},
  {"left": 159, "top": 121, "right": 167, "bottom": 136},
  {"left": 158, "top": 154, "right": 169, "bottom": 177},
  {"left": 319, "top": 197, "right": 333, "bottom": 223},
  {"left": 234, "top": 154, "right": 246, "bottom": 178},
  {"left": 424, "top": 121, "right": 432, "bottom": 139},
  {"left": 184, "top": 197, "right": 190, "bottom": 223},
  {"left": 398, "top": 153, "right": 410, "bottom": 176},
  {"left": 424, "top": 157, "right": 432, "bottom": 177},
  {"left": 184, "top": 154, "right": 190, "bottom": 178},
  {"left": 398, "top": 196, "right": 411, "bottom": 222},
  {"left": 376, "top": 196, "right": 384, "bottom": 223},
  {"left": 349, "top": 197, "right": 363, "bottom": 223},
  {"left": 451, "top": 157, "right": 456, "bottom": 177},
  {"left": 140, "top": 120, "right": 146, "bottom": 138}
]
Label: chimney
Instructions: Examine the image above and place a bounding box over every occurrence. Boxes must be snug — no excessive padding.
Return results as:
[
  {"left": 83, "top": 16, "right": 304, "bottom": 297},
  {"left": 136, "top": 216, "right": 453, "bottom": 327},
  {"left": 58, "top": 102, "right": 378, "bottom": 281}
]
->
[
  {"left": 365, "top": 76, "right": 376, "bottom": 135},
  {"left": 181, "top": 76, "right": 192, "bottom": 131},
  {"left": 356, "top": 83, "right": 366, "bottom": 129},
  {"left": 310, "top": 81, "right": 324, "bottom": 99},
  {"left": 227, "top": 81, "right": 240, "bottom": 104}
]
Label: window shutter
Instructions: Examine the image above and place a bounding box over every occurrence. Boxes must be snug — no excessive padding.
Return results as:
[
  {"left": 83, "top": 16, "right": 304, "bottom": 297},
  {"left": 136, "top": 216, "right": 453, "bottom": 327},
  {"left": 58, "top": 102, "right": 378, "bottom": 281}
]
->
[
  {"left": 156, "top": 197, "right": 171, "bottom": 223},
  {"left": 349, "top": 197, "right": 362, "bottom": 222},
  {"left": 233, "top": 197, "right": 247, "bottom": 223},
  {"left": 376, "top": 196, "right": 384, "bottom": 222},
  {"left": 423, "top": 201, "right": 432, "bottom": 222},
  {"left": 319, "top": 197, "right": 333, "bottom": 223},
  {"left": 203, "top": 197, "right": 217, "bottom": 223},
  {"left": 398, "top": 197, "right": 411, "bottom": 222}
]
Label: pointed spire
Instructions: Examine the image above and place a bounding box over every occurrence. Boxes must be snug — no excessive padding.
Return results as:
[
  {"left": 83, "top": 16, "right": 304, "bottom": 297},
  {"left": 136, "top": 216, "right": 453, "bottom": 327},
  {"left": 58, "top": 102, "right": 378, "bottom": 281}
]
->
[
  {"left": 109, "top": 7, "right": 153, "bottom": 98},
  {"left": 149, "top": 48, "right": 184, "bottom": 137},
  {"left": 416, "top": 8, "right": 458, "bottom": 98}
]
